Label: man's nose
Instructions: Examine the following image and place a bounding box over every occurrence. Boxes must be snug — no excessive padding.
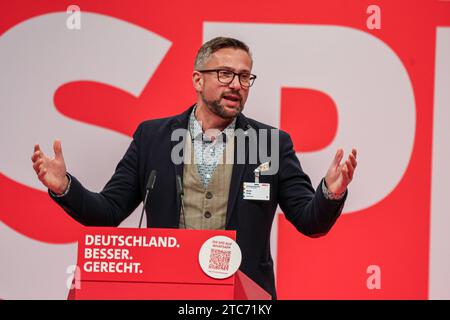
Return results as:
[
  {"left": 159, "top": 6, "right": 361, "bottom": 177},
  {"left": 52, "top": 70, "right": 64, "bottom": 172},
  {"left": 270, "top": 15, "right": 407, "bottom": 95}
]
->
[{"left": 228, "top": 75, "right": 242, "bottom": 90}]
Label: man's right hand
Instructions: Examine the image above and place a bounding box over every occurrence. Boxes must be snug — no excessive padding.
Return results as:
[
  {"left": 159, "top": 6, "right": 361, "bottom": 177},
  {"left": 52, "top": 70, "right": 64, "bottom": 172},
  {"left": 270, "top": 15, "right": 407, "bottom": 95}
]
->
[{"left": 31, "top": 139, "right": 69, "bottom": 195}]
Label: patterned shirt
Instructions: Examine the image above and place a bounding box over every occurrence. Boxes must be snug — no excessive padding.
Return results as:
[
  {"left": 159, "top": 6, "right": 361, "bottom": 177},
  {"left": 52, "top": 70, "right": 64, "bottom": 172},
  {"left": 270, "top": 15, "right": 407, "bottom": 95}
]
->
[{"left": 188, "top": 106, "right": 236, "bottom": 188}]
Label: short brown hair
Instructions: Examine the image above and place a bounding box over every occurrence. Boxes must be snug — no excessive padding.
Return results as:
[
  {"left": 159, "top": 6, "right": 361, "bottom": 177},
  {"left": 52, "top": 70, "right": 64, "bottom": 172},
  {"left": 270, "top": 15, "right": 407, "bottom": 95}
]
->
[{"left": 194, "top": 37, "right": 252, "bottom": 69}]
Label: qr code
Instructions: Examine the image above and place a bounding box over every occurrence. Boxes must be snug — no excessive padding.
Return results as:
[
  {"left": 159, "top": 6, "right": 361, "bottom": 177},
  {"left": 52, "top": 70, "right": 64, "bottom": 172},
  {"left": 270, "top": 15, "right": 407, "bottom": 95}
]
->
[{"left": 208, "top": 249, "right": 231, "bottom": 271}]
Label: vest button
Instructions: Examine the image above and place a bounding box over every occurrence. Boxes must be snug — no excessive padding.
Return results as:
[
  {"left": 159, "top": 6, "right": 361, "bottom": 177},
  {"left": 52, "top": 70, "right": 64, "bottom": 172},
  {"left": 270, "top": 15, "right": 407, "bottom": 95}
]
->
[
  {"left": 204, "top": 211, "right": 212, "bottom": 218},
  {"left": 206, "top": 192, "right": 213, "bottom": 199}
]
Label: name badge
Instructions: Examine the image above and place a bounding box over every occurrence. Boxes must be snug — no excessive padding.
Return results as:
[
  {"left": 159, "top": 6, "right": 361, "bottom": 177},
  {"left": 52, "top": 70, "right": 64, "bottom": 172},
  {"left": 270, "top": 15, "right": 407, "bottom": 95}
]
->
[{"left": 243, "top": 182, "right": 270, "bottom": 201}]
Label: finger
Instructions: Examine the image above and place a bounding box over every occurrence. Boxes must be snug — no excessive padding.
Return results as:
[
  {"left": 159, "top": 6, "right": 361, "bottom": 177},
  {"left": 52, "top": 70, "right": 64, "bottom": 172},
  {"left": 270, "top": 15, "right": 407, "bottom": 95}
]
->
[
  {"left": 31, "top": 151, "right": 40, "bottom": 162},
  {"left": 345, "top": 159, "right": 354, "bottom": 175},
  {"left": 341, "top": 163, "right": 351, "bottom": 182},
  {"left": 37, "top": 162, "right": 45, "bottom": 174},
  {"left": 38, "top": 168, "right": 47, "bottom": 180},
  {"left": 346, "top": 160, "right": 354, "bottom": 180},
  {"left": 31, "top": 150, "right": 46, "bottom": 162},
  {"left": 352, "top": 148, "right": 357, "bottom": 158},
  {"left": 337, "top": 162, "right": 345, "bottom": 174},
  {"left": 349, "top": 153, "right": 357, "bottom": 168},
  {"left": 32, "top": 144, "right": 44, "bottom": 162},
  {"left": 53, "top": 139, "right": 63, "bottom": 160},
  {"left": 332, "top": 148, "right": 344, "bottom": 168},
  {"left": 33, "top": 159, "right": 44, "bottom": 173}
]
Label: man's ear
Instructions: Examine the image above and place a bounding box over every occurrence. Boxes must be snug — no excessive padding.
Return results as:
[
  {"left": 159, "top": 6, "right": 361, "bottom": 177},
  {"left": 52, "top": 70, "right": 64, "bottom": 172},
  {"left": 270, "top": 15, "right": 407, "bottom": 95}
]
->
[{"left": 192, "top": 71, "right": 203, "bottom": 91}]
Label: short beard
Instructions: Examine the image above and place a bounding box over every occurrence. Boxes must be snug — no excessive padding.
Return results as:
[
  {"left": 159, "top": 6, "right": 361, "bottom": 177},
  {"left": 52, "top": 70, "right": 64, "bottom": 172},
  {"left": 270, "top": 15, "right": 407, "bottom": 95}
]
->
[{"left": 201, "top": 92, "right": 244, "bottom": 120}]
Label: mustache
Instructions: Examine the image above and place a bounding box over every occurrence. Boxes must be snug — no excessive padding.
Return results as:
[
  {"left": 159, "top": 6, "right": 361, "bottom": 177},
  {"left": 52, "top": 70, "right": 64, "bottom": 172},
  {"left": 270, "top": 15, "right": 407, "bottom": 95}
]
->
[{"left": 221, "top": 91, "right": 242, "bottom": 100}]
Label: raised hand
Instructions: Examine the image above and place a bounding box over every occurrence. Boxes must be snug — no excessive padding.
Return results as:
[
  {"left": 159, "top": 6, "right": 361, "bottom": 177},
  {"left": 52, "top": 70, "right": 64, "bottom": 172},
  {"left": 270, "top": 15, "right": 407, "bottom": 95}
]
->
[
  {"left": 31, "top": 139, "right": 69, "bottom": 195},
  {"left": 325, "top": 148, "right": 357, "bottom": 195}
]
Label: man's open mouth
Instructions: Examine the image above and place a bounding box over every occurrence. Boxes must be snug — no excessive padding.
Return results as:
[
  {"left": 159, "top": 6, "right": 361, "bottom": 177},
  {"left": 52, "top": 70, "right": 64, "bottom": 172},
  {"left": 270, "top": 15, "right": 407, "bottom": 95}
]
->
[{"left": 223, "top": 94, "right": 240, "bottom": 102}]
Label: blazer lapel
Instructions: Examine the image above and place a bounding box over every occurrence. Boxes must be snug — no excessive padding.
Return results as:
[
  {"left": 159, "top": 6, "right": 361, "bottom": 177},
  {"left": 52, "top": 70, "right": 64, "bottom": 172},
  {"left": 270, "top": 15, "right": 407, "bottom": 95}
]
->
[
  {"left": 170, "top": 105, "right": 195, "bottom": 223},
  {"left": 226, "top": 113, "right": 252, "bottom": 227}
]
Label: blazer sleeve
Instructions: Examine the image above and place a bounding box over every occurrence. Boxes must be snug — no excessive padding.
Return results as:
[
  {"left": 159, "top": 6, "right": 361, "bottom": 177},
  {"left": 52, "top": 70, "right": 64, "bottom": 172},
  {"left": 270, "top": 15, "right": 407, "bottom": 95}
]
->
[
  {"left": 48, "top": 124, "right": 144, "bottom": 226},
  {"left": 277, "top": 131, "right": 346, "bottom": 237}
]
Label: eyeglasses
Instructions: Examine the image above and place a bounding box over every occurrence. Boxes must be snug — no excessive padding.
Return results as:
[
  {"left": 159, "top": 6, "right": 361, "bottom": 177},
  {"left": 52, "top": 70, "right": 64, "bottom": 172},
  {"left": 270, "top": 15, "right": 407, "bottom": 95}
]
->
[{"left": 197, "top": 69, "right": 257, "bottom": 88}]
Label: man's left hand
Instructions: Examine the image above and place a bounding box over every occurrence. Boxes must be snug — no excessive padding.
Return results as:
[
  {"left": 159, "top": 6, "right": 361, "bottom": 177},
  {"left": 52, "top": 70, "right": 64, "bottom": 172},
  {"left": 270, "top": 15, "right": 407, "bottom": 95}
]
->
[{"left": 325, "top": 148, "right": 357, "bottom": 195}]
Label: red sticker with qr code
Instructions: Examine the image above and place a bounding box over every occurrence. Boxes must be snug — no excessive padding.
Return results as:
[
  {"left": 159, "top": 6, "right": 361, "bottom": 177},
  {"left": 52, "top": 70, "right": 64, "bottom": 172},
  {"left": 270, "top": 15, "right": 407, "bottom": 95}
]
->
[{"left": 198, "top": 236, "right": 242, "bottom": 279}]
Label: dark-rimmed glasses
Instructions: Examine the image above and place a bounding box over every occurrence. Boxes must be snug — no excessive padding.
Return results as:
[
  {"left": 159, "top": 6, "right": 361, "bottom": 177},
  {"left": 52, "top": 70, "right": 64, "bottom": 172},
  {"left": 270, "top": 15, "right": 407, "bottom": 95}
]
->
[{"left": 197, "top": 69, "right": 257, "bottom": 88}]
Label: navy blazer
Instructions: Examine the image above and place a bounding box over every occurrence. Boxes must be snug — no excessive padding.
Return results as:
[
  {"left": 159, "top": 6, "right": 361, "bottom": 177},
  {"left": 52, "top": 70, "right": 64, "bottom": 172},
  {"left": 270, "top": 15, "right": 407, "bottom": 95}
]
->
[{"left": 51, "top": 105, "right": 346, "bottom": 299}]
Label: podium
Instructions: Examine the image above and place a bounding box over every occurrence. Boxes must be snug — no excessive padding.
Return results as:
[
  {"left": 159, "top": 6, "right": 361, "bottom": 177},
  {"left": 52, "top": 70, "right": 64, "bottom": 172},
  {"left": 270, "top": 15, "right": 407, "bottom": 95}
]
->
[{"left": 69, "top": 227, "right": 271, "bottom": 300}]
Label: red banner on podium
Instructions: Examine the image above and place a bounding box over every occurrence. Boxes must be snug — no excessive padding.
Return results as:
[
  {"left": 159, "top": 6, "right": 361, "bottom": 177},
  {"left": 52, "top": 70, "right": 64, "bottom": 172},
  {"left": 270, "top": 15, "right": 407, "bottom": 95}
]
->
[{"left": 70, "top": 227, "right": 270, "bottom": 300}]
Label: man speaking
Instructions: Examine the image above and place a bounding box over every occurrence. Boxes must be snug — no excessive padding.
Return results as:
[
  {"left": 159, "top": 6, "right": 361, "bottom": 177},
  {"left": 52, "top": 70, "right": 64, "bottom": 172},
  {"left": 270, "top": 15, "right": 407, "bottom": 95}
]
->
[{"left": 31, "top": 37, "right": 357, "bottom": 299}]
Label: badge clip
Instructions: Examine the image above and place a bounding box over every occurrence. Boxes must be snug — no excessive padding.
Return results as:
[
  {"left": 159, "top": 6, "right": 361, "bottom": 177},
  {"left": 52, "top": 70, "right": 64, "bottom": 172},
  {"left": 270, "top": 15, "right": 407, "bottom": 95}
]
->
[{"left": 254, "top": 161, "right": 270, "bottom": 183}]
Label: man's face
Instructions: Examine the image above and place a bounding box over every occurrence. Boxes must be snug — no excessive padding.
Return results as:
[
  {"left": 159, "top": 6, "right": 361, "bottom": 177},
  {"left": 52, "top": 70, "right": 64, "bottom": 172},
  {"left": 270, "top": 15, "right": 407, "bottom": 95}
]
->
[{"left": 194, "top": 47, "right": 253, "bottom": 120}]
